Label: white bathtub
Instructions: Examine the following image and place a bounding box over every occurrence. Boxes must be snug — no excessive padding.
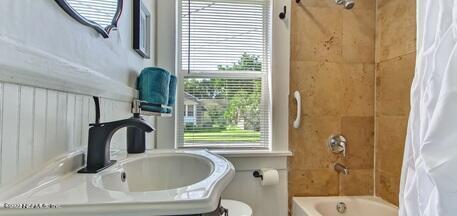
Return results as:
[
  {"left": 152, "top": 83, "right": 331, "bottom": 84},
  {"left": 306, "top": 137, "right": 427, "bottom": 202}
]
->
[{"left": 292, "top": 196, "right": 398, "bottom": 216}]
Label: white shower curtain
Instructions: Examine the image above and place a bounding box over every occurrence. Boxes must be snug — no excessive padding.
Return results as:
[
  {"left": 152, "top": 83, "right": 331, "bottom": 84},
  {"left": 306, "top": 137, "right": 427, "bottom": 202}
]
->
[{"left": 400, "top": 0, "right": 457, "bottom": 215}]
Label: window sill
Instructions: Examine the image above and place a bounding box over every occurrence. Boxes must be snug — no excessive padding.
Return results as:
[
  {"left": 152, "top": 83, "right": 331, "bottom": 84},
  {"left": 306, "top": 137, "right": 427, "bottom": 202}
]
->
[{"left": 209, "top": 149, "right": 292, "bottom": 158}]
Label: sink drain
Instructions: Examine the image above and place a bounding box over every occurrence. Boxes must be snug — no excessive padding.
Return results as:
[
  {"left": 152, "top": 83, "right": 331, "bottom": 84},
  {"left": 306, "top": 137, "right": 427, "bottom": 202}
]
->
[
  {"left": 121, "top": 172, "right": 127, "bottom": 182},
  {"left": 336, "top": 202, "right": 347, "bottom": 214}
]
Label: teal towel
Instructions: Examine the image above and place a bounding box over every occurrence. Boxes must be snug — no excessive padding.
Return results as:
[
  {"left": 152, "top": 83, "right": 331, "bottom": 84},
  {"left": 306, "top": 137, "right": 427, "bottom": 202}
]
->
[
  {"left": 137, "top": 67, "right": 170, "bottom": 105},
  {"left": 167, "top": 75, "right": 177, "bottom": 106}
]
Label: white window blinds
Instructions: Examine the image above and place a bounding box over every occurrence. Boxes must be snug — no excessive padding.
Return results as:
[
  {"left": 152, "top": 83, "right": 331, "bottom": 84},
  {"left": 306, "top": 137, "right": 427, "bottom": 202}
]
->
[{"left": 178, "top": 0, "right": 271, "bottom": 148}]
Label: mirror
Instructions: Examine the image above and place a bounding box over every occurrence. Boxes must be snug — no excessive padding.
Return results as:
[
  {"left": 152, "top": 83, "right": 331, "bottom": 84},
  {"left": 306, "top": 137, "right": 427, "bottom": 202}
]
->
[{"left": 55, "top": 0, "right": 123, "bottom": 38}]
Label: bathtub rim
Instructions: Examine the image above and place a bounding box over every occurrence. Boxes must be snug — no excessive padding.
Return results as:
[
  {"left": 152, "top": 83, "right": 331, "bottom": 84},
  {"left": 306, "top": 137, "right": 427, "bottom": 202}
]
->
[{"left": 292, "top": 196, "right": 398, "bottom": 216}]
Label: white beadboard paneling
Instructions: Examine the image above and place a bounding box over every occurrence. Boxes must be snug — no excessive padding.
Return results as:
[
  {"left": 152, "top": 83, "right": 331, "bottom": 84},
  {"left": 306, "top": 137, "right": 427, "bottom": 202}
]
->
[
  {"left": 100, "top": 98, "right": 111, "bottom": 123},
  {"left": 81, "top": 96, "right": 90, "bottom": 147},
  {"left": 104, "top": 99, "right": 121, "bottom": 149},
  {"left": 0, "top": 83, "right": 157, "bottom": 188},
  {"left": 88, "top": 96, "right": 95, "bottom": 125},
  {"left": 1, "top": 83, "right": 19, "bottom": 184},
  {"left": 145, "top": 115, "right": 156, "bottom": 149},
  {"left": 45, "top": 90, "right": 58, "bottom": 161},
  {"left": 66, "top": 94, "right": 76, "bottom": 151},
  {"left": 18, "top": 86, "right": 34, "bottom": 176},
  {"left": 74, "top": 95, "right": 83, "bottom": 148},
  {"left": 111, "top": 100, "right": 130, "bottom": 150},
  {"left": 0, "top": 83, "right": 3, "bottom": 182},
  {"left": 33, "top": 88, "right": 47, "bottom": 166},
  {"left": 56, "top": 92, "right": 68, "bottom": 155}
]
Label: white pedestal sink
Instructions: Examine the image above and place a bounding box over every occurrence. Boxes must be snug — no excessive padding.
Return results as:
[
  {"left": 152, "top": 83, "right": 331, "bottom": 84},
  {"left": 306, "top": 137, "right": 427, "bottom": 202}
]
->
[
  {"left": 96, "top": 153, "right": 213, "bottom": 192},
  {"left": 0, "top": 150, "right": 235, "bottom": 216}
]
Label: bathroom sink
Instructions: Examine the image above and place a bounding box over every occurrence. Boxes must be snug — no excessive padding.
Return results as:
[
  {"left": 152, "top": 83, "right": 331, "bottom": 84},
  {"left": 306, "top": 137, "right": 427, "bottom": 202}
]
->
[
  {"left": 95, "top": 153, "right": 213, "bottom": 192},
  {"left": 0, "top": 150, "right": 235, "bottom": 216}
]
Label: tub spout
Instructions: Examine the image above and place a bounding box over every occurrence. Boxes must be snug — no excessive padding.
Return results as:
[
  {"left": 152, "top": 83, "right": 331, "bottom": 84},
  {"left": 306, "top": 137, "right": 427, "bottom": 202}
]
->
[{"left": 334, "top": 163, "right": 349, "bottom": 175}]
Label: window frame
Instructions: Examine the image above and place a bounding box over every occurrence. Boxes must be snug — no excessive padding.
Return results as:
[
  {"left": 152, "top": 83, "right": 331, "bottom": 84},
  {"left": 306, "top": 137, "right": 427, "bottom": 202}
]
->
[{"left": 175, "top": 0, "right": 273, "bottom": 150}]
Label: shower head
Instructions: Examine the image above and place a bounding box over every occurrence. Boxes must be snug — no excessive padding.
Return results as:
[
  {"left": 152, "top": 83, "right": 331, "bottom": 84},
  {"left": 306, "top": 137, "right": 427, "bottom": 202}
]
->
[{"left": 335, "top": 0, "right": 355, "bottom": 10}]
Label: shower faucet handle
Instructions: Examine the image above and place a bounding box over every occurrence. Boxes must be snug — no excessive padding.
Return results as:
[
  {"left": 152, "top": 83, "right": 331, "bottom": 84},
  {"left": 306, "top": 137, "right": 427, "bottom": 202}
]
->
[
  {"left": 335, "top": 0, "right": 355, "bottom": 9},
  {"left": 328, "top": 134, "right": 347, "bottom": 157}
]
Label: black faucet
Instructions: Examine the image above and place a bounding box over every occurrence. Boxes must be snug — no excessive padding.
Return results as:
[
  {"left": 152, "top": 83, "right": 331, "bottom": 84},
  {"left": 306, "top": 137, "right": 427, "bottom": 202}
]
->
[{"left": 78, "top": 97, "right": 154, "bottom": 173}]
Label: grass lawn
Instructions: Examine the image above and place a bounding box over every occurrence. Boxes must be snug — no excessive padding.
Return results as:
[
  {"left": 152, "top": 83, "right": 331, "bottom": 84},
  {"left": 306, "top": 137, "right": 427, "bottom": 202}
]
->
[{"left": 184, "top": 127, "right": 260, "bottom": 143}]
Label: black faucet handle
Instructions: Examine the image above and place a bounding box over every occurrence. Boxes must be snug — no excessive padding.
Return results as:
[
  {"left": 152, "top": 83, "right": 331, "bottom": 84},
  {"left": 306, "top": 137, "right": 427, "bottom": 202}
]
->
[{"left": 93, "top": 96, "right": 101, "bottom": 125}]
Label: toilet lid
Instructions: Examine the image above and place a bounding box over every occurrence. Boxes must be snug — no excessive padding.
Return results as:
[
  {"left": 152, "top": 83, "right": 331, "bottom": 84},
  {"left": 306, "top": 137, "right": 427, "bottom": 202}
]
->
[{"left": 221, "top": 199, "right": 252, "bottom": 216}]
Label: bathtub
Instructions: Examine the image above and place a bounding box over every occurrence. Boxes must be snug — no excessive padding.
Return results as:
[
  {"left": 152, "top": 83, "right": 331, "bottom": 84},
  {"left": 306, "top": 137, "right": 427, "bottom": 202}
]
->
[{"left": 292, "top": 196, "right": 398, "bottom": 216}]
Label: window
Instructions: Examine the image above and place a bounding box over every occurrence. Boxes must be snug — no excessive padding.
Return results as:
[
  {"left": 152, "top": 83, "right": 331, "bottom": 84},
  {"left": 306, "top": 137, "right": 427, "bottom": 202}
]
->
[
  {"left": 178, "top": 0, "right": 271, "bottom": 149},
  {"left": 188, "top": 105, "right": 195, "bottom": 117}
]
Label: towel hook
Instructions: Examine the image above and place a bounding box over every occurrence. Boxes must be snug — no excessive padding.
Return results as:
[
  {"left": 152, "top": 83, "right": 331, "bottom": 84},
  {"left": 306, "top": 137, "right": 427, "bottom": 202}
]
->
[{"left": 279, "top": 6, "right": 287, "bottom": 19}]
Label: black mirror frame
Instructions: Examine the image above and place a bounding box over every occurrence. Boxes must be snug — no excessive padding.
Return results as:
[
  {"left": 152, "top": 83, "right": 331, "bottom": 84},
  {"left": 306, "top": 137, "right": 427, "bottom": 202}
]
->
[{"left": 55, "top": 0, "right": 124, "bottom": 38}]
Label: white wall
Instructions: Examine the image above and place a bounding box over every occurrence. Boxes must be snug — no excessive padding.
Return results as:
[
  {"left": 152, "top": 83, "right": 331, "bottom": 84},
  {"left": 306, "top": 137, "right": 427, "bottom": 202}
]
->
[
  {"left": 155, "top": 0, "right": 177, "bottom": 149},
  {"left": 0, "top": 0, "right": 155, "bottom": 88},
  {"left": 222, "top": 156, "right": 288, "bottom": 216},
  {"left": 271, "top": 0, "right": 291, "bottom": 152},
  {"left": 0, "top": 0, "right": 157, "bottom": 187}
]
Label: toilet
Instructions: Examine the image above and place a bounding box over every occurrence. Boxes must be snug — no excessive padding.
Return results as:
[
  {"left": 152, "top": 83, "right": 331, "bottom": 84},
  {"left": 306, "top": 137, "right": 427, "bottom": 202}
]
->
[{"left": 221, "top": 199, "right": 252, "bottom": 216}]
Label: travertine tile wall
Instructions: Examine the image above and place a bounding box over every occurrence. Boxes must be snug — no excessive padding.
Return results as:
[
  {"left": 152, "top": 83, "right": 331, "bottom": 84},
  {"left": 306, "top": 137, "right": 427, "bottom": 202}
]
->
[
  {"left": 289, "top": 0, "right": 417, "bottom": 208},
  {"left": 375, "top": 0, "right": 416, "bottom": 205},
  {"left": 289, "top": 0, "right": 376, "bottom": 203}
]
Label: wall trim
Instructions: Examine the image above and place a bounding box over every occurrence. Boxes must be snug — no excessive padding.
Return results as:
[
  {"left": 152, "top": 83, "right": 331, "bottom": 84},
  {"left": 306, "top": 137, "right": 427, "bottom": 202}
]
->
[
  {"left": 0, "top": 35, "right": 137, "bottom": 102},
  {"left": 212, "top": 150, "right": 293, "bottom": 158},
  {"left": 226, "top": 156, "right": 288, "bottom": 171}
]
